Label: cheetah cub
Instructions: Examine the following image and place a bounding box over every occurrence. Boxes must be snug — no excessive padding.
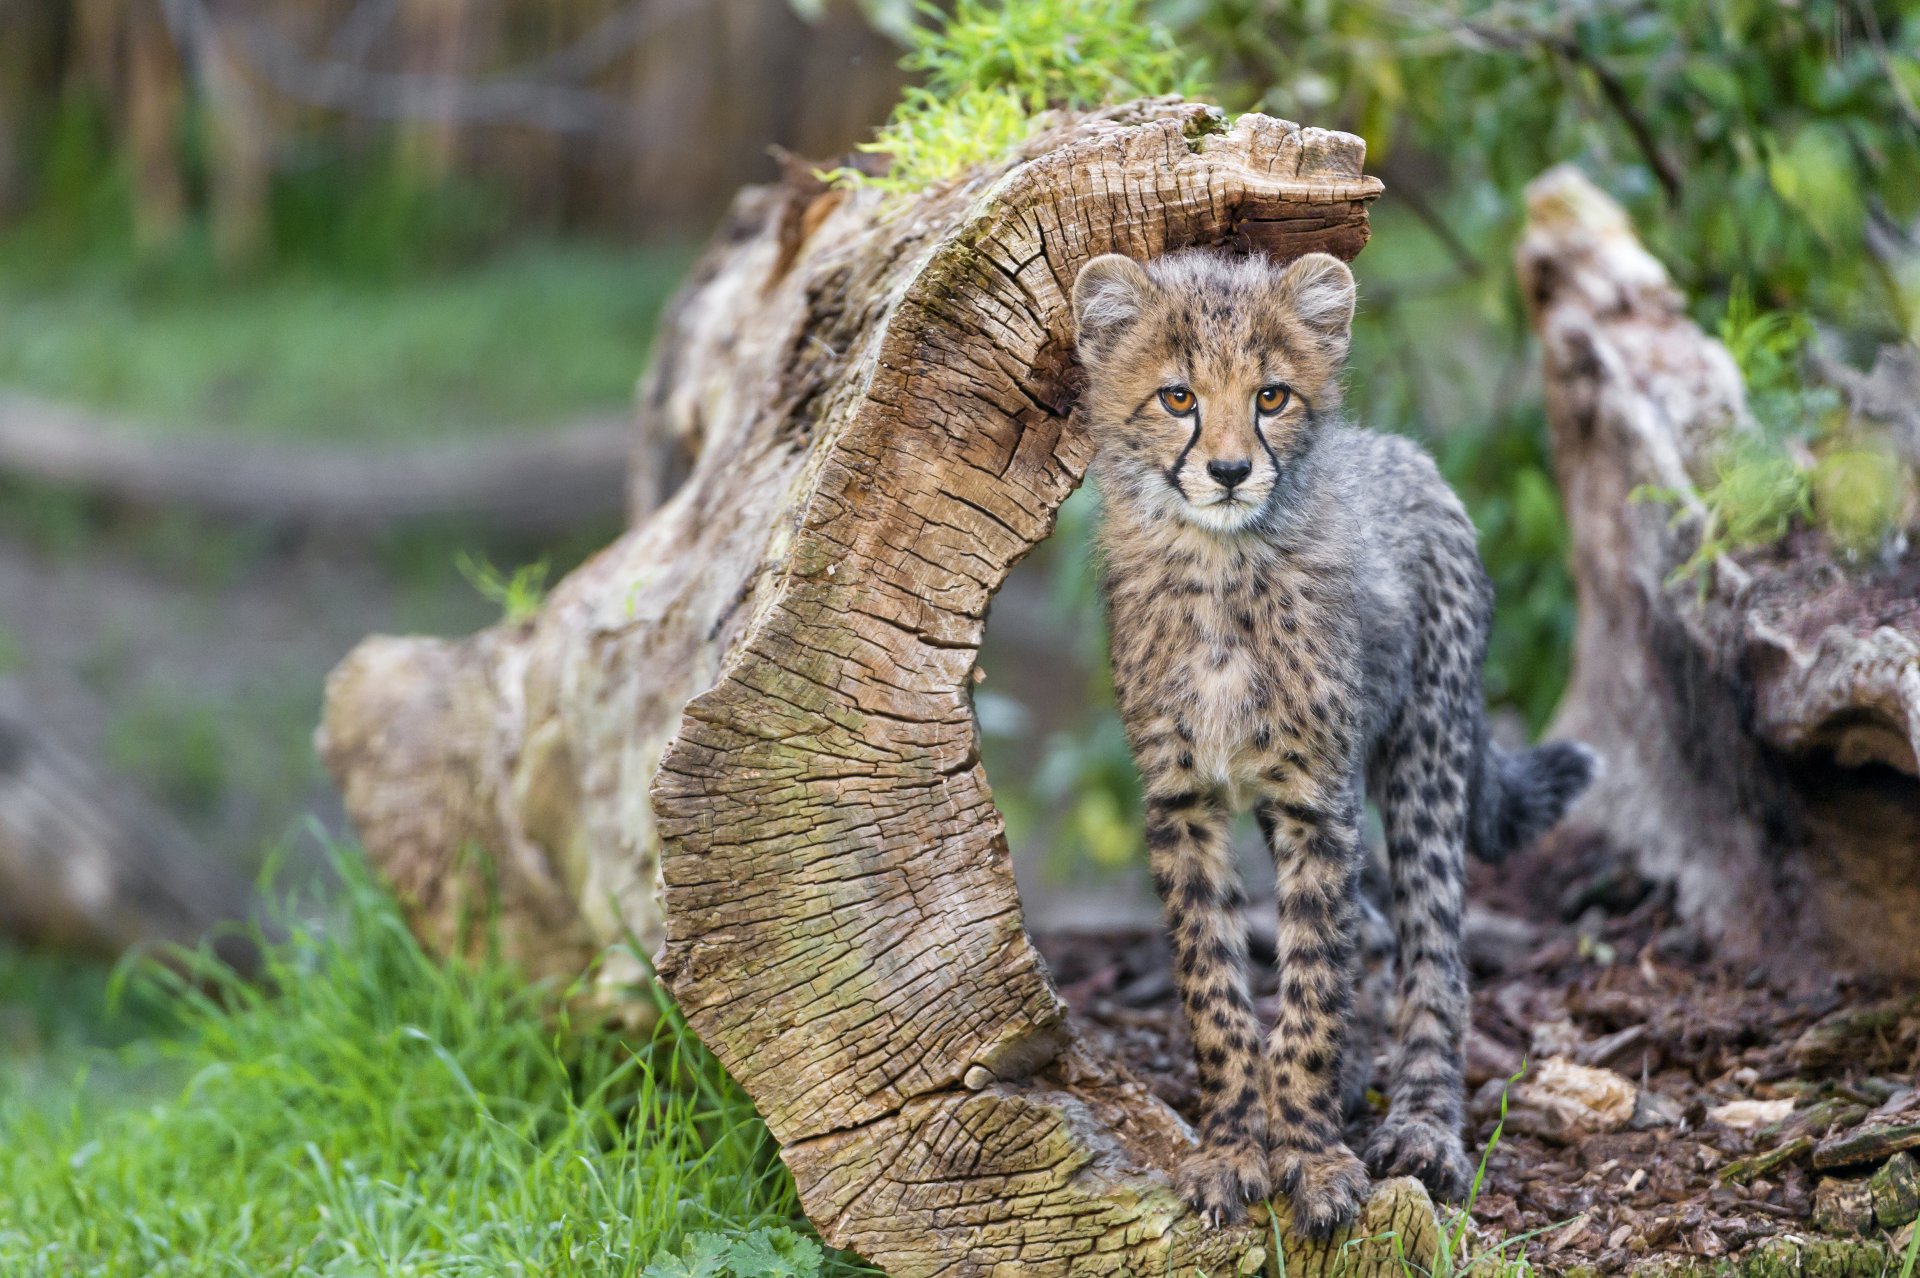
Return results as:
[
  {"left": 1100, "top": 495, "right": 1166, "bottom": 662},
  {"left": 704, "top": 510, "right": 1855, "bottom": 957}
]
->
[{"left": 1070, "top": 249, "right": 1595, "bottom": 1234}]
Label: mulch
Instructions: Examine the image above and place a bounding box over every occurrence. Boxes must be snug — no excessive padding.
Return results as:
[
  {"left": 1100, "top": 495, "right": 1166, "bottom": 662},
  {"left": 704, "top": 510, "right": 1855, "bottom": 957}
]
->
[{"left": 1031, "top": 844, "right": 1920, "bottom": 1273}]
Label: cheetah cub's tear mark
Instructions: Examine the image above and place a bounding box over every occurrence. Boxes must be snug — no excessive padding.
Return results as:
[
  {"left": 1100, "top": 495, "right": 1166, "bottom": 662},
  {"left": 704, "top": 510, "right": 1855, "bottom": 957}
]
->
[{"left": 1070, "top": 249, "right": 1596, "bottom": 1234}]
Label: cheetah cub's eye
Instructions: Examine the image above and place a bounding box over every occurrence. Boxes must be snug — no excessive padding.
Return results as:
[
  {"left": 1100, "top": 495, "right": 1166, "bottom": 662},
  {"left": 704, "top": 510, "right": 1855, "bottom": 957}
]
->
[
  {"left": 1159, "top": 386, "right": 1196, "bottom": 416},
  {"left": 1256, "top": 384, "right": 1291, "bottom": 414}
]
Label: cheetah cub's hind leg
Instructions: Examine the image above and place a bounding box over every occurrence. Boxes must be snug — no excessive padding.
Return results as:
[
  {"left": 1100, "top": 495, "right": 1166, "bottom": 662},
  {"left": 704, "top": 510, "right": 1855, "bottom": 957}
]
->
[
  {"left": 1362, "top": 601, "right": 1483, "bottom": 1200},
  {"left": 1256, "top": 796, "right": 1372, "bottom": 1237},
  {"left": 1144, "top": 790, "right": 1274, "bottom": 1225},
  {"left": 1338, "top": 874, "right": 1396, "bottom": 1119}
]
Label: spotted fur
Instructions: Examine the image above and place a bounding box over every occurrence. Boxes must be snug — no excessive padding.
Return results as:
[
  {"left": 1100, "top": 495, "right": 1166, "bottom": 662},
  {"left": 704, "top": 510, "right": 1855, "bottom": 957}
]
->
[{"left": 1070, "top": 249, "right": 1596, "bottom": 1233}]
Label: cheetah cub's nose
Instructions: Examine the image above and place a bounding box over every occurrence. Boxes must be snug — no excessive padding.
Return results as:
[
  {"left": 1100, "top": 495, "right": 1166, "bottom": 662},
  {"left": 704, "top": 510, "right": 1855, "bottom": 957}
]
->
[{"left": 1207, "top": 458, "right": 1253, "bottom": 489}]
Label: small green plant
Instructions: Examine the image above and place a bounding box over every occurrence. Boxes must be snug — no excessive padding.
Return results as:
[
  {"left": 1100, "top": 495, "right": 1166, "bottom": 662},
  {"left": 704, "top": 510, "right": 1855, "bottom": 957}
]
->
[
  {"left": 1641, "top": 438, "right": 1815, "bottom": 587},
  {"left": 829, "top": 0, "right": 1203, "bottom": 193},
  {"left": 641, "top": 1226, "right": 826, "bottom": 1278},
  {"left": 457, "top": 550, "right": 551, "bottom": 623},
  {"left": 1716, "top": 281, "right": 1820, "bottom": 437},
  {"left": 1426, "top": 1063, "right": 1563, "bottom": 1278}
]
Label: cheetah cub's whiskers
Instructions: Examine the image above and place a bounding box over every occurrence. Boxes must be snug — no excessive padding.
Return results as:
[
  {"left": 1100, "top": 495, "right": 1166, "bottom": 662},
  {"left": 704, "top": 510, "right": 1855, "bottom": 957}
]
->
[{"left": 1070, "top": 249, "right": 1597, "bottom": 1235}]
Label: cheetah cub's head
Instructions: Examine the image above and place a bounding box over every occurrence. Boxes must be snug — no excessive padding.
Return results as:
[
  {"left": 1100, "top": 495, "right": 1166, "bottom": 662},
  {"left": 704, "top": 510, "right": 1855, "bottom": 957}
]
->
[{"left": 1070, "top": 249, "right": 1355, "bottom": 533}]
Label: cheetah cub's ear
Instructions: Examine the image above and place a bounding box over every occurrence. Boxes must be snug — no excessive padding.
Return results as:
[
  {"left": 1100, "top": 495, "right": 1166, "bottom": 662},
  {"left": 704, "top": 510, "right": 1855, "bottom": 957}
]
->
[
  {"left": 1271, "top": 251, "right": 1357, "bottom": 367},
  {"left": 1071, "top": 254, "right": 1154, "bottom": 363}
]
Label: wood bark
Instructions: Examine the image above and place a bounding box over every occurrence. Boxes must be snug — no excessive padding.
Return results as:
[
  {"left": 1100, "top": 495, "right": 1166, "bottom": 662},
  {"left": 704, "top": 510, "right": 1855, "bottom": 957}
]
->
[
  {"left": 1522, "top": 166, "right": 1920, "bottom": 979},
  {"left": 321, "top": 100, "right": 1454, "bottom": 1274}
]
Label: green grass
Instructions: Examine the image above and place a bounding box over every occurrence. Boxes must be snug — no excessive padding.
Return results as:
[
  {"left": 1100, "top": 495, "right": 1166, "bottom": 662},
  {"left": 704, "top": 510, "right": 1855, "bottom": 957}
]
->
[
  {"left": 0, "top": 851, "right": 877, "bottom": 1278},
  {"left": 0, "top": 241, "right": 691, "bottom": 443}
]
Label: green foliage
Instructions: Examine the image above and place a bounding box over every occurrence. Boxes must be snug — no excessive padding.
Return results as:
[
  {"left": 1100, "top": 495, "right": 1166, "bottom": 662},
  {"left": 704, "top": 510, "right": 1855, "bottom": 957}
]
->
[
  {"left": 0, "top": 476, "right": 99, "bottom": 559},
  {"left": 1703, "top": 441, "right": 1817, "bottom": 550},
  {"left": 1032, "top": 714, "right": 1143, "bottom": 874},
  {"left": 0, "top": 940, "right": 177, "bottom": 1064},
  {"left": 10, "top": 93, "right": 140, "bottom": 272},
  {"left": 836, "top": 84, "right": 1038, "bottom": 195},
  {"left": 832, "top": 0, "right": 1201, "bottom": 192},
  {"left": 96, "top": 670, "right": 325, "bottom": 844},
  {"left": 1716, "top": 282, "right": 1837, "bottom": 437},
  {"left": 1166, "top": 0, "right": 1920, "bottom": 338},
  {"left": 268, "top": 151, "right": 516, "bottom": 282},
  {"left": 905, "top": 0, "right": 1195, "bottom": 109},
  {"left": 457, "top": 551, "right": 552, "bottom": 624},
  {"left": 0, "top": 848, "right": 878, "bottom": 1277},
  {"left": 640, "top": 1227, "right": 825, "bottom": 1278},
  {"left": 1713, "top": 287, "right": 1912, "bottom": 561}
]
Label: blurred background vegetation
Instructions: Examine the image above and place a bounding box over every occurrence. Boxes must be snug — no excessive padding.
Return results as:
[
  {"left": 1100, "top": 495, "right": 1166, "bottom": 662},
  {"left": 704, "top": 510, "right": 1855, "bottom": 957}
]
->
[
  {"left": 0, "top": 0, "right": 1914, "bottom": 1268},
  {"left": 4, "top": 0, "right": 1913, "bottom": 881}
]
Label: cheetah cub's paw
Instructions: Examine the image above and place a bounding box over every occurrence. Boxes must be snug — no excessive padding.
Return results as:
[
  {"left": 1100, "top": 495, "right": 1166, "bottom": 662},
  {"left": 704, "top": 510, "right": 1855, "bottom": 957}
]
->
[
  {"left": 1270, "top": 1141, "right": 1370, "bottom": 1238},
  {"left": 1364, "top": 1115, "right": 1474, "bottom": 1202},
  {"left": 1175, "top": 1133, "right": 1273, "bottom": 1228}
]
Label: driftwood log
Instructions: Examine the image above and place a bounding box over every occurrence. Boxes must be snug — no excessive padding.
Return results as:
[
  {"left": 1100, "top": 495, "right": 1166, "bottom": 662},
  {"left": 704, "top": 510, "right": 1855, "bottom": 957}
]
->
[
  {"left": 1522, "top": 167, "right": 1920, "bottom": 979},
  {"left": 321, "top": 101, "right": 1452, "bottom": 1275}
]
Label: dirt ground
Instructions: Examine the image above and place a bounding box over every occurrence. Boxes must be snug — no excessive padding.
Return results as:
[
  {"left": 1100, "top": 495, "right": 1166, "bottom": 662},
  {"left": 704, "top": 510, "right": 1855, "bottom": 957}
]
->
[{"left": 1033, "top": 841, "right": 1920, "bottom": 1274}]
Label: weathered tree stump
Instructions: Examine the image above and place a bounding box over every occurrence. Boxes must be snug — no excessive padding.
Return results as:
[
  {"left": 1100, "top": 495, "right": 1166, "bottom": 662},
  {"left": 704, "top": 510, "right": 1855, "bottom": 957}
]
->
[
  {"left": 321, "top": 100, "right": 1454, "bottom": 1274},
  {"left": 1521, "top": 166, "right": 1920, "bottom": 979}
]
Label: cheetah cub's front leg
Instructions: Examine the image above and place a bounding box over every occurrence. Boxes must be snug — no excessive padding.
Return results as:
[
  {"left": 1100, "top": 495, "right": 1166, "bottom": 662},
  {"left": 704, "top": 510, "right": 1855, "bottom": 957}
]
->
[
  {"left": 1256, "top": 797, "right": 1372, "bottom": 1236},
  {"left": 1142, "top": 788, "right": 1272, "bottom": 1225}
]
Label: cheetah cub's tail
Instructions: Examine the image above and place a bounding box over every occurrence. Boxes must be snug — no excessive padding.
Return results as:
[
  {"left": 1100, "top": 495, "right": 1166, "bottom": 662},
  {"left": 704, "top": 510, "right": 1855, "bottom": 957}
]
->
[{"left": 1469, "top": 739, "right": 1600, "bottom": 864}]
